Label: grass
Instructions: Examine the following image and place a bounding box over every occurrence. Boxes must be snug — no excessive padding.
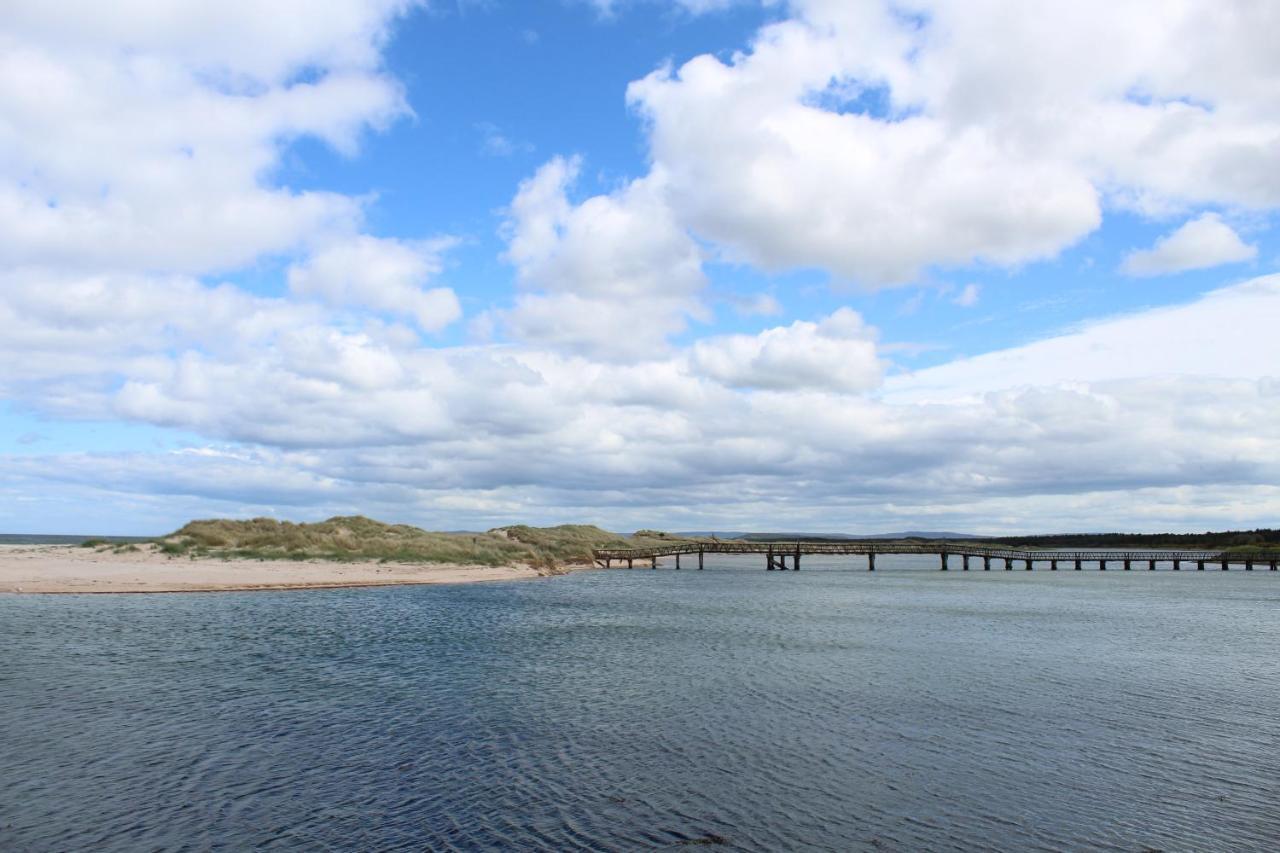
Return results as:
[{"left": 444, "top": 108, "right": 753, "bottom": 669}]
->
[{"left": 152, "top": 516, "right": 701, "bottom": 569}]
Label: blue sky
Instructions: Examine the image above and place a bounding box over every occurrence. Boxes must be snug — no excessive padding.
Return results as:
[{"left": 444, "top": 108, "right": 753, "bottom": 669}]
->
[{"left": 1, "top": 0, "right": 1278, "bottom": 534}]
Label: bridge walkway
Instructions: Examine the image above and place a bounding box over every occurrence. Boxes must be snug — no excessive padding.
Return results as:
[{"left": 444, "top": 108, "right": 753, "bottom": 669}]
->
[{"left": 591, "top": 542, "right": 1280, "bottom": 572}]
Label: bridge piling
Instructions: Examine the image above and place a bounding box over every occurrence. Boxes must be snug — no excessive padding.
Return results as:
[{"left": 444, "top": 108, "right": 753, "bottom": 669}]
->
[{"left": 593, "top": 543, "right": 1261, "bottom": 579}]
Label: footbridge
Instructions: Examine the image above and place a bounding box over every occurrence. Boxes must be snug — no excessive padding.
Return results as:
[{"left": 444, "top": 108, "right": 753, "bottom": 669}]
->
[{"left": 592, "top": 541, "right": 1280, "bottom": 572}]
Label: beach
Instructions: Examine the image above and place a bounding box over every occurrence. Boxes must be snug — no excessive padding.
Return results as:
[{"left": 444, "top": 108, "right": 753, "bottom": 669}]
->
[{"left": 0, "top": 543, "right": 554, "bottom": 594}]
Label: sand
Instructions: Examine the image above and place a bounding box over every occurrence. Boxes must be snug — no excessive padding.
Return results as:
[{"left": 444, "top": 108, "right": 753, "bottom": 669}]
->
[{"left": 0, "top": 543, "right": 557, "bottom": 594}]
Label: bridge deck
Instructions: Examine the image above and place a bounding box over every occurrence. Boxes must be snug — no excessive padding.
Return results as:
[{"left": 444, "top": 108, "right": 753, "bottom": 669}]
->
[{"left": 592, "top": 541, "right": 1280, "bottom": 570}]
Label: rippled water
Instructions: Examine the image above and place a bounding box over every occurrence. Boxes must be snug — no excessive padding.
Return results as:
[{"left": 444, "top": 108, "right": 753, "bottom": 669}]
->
[{"left": 3, "top": 555, "right": 1280, "bottom": 851}]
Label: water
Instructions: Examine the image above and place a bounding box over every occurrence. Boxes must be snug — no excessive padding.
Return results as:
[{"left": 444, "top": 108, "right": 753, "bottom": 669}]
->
[{"left": 3, "top": 555, "right": 1279, "bottom": 851}]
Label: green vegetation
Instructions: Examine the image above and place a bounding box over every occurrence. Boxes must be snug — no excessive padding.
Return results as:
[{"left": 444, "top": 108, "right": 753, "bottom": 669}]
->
[{"left": 153, "top": 516, "right": 699, "bottom": 568}]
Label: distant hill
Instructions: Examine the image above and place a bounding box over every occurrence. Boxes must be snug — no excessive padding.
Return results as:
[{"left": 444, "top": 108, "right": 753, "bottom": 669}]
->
[{"left": 676, "top": 531, "right": 978, "bottom": 541}]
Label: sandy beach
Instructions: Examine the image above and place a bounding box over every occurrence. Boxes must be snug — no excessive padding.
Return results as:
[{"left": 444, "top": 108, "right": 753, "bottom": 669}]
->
[{"left": 0, "top": 544, "right": 556, "bottom": 594}]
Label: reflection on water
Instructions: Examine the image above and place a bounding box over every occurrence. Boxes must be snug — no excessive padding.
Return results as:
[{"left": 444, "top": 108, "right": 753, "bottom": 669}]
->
[{"left": 3, "top": 555, "right": 1279, "bottom": 851}]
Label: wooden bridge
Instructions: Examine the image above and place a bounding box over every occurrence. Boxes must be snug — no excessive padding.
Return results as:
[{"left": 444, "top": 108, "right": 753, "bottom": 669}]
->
[{"left": 592, "top": 541, "right": 1280, "bottom": 572}]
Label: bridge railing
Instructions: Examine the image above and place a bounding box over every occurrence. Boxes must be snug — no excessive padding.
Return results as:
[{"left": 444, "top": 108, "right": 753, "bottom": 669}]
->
[{"left": 592, "top": 541, "right": 1279, "bottom": 563}]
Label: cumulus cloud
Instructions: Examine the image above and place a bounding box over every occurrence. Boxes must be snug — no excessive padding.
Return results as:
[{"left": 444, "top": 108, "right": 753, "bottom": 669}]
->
[
  {"left": 624, "top": 0, "right": 1280, "bottom": 285},
  {"left": 690, "top": 308, "right": 882, "bottom": 392},
  {"left": 1121, "top": 213, "right": 1258, "bottom": 276},
  {"left": 501, "top": 156, "right": 706, "bottom": 357},
  {"left": 0, "top": 1, "right": 416, "bottom": 275},
  {"left": 287, "top": 236, "right": 462, "bottom": 332}
]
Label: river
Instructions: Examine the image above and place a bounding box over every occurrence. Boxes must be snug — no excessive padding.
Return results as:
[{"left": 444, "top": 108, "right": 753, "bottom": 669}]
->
[{"left": 2, "top": 555, "right": 1278, "bottom": 850}]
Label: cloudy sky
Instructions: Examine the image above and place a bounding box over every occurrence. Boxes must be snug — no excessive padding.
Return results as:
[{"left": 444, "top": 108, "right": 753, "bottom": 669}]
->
[{"left": 2, "top": 0, "right": 1278, "bottom": 535}]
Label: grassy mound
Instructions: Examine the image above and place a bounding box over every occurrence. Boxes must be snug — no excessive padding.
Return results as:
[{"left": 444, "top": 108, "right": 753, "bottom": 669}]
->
[{"left": 156, "top": 516, "right": 694, "bottom": 568}]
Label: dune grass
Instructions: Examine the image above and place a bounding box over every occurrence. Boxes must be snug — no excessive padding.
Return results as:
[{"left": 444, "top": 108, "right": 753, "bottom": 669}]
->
[{"left": 152, "top": 516, "right": 697, "bottom": 568}]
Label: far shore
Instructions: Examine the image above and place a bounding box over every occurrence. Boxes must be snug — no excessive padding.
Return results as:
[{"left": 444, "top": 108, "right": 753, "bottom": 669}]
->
[{"left": 0, "top": 543, "right": 577, "bottom": 594}]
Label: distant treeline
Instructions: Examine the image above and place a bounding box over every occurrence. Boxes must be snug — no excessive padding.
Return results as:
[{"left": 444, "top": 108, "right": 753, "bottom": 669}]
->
[
  {"left": 731, "top": 529, "right": 1280, "bottom": 551},
  {"left": 984, "top": 529, "right": 1280, "bottom": 550}
]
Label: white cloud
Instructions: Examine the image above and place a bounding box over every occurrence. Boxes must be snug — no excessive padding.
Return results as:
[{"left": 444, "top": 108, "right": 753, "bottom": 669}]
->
[
  {"left": 0, "top": 2, "right": 416, "bottom": 275},
  {"left": 501, "top": 157, "right": 706, "bottom": 357},
  {"left": 476, "top": 121, "right": 530, "bottom": 157},
  {"left": 952, "top": 284, "right": 981, "bottom": 307},
  {"left": 585, "top": 0, "right": 741, "bottom": 18},
  {"left": 690, "top": 308, "right": 882, "bottom": 392},
  {"left": 724, "top": 292, "right": 783, "bottom": 317},
  {"left": 287, "top": 236, "right": 462, "bottom": 332},
  {"left": 1122, "top": 213, "right": 1258, "bottom": 276},
  {"left": 887, "top": 273, "right": 1280, "bottom": 403},
  {"left": 622, "top": 0, "right": 1280, "bottom": 285}
]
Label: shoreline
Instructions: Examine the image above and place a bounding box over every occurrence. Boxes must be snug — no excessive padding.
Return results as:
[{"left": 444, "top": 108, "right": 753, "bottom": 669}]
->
[{"left": 0, "top": 544, "right": 583, "bottom": 595}]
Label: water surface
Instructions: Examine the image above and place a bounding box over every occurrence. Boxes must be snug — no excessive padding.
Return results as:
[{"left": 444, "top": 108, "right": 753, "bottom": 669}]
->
[{"left": 3, "top": 556, "right": 1279, "bottom": 851}]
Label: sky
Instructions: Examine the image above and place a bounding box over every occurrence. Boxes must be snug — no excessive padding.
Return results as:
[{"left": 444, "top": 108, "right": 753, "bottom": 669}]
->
[{"left": 1, "top": 0, "right": 1279, "bottom": 535}]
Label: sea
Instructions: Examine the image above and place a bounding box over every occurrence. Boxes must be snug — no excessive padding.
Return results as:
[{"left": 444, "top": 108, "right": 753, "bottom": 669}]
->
[{"left": 2, "top": 553, "right": 1278, "bottom": 851}]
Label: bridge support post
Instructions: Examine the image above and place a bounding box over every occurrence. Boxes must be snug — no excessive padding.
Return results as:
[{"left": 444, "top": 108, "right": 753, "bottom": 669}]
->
[
  {"left": 962, "top": 555, "right": 969, "bottom": 571},
  {"left": 675, "top": 553, "right": 681, "bottom": 570},
  {"left": 1004, "top": 558, "right": 1011, "bottom": 571},
  {"left": 1123, "top": 559, "right": 1130, "bottom": 570},
  {"left": 1025, "top": 559, "right": 1032, "bottom": 570},
  {"left": 698, "top": 549, "right": 704, "bottom": 570},
  {"left": 1099, "top": 560, "right": 1106, "bottom": 571},
  {"left": 651, "top": 556, "right": 657, "bottom": 569},
  {"left": 1051, "top": 560, "right": 1057, "bottom": 571},
  {"left": 1271, "top": 560, "right": 1277, "bottom": 571},
  {"left": 627, "top": 558, "right": 633, "bottom": 570},
  {"left": 1197, "top": 561, "right": 1204, "bottom": 571},
  {"left": 1246, "top": 559, "right": 1254, "bottom": 571},
  {"left": 1075, "top": 560, "right": 1082, "bottom": 571},
  {"left": 1170, "top": 560, "right": 1178, "bottom": 571},
  {"left": 940, "top": 552, "right": 948, "bottom": 571},
  {"left": 605, "top": 558, "right": 611, "bottom": 569},
  {"left": 1222, "top": 558, "right": 1230, "bottom": 571},
  {"left": 984, "top": 556, "right": 991, "bottom": 570},
  {"left": 794, "top": 548, "right": 801, "bottom": 571},
  {"left": 868, "top": 553, "right": 875, "bottom": 571},
  {"left": 766, "top": 548, "right": 774, "bottom": 571}
]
